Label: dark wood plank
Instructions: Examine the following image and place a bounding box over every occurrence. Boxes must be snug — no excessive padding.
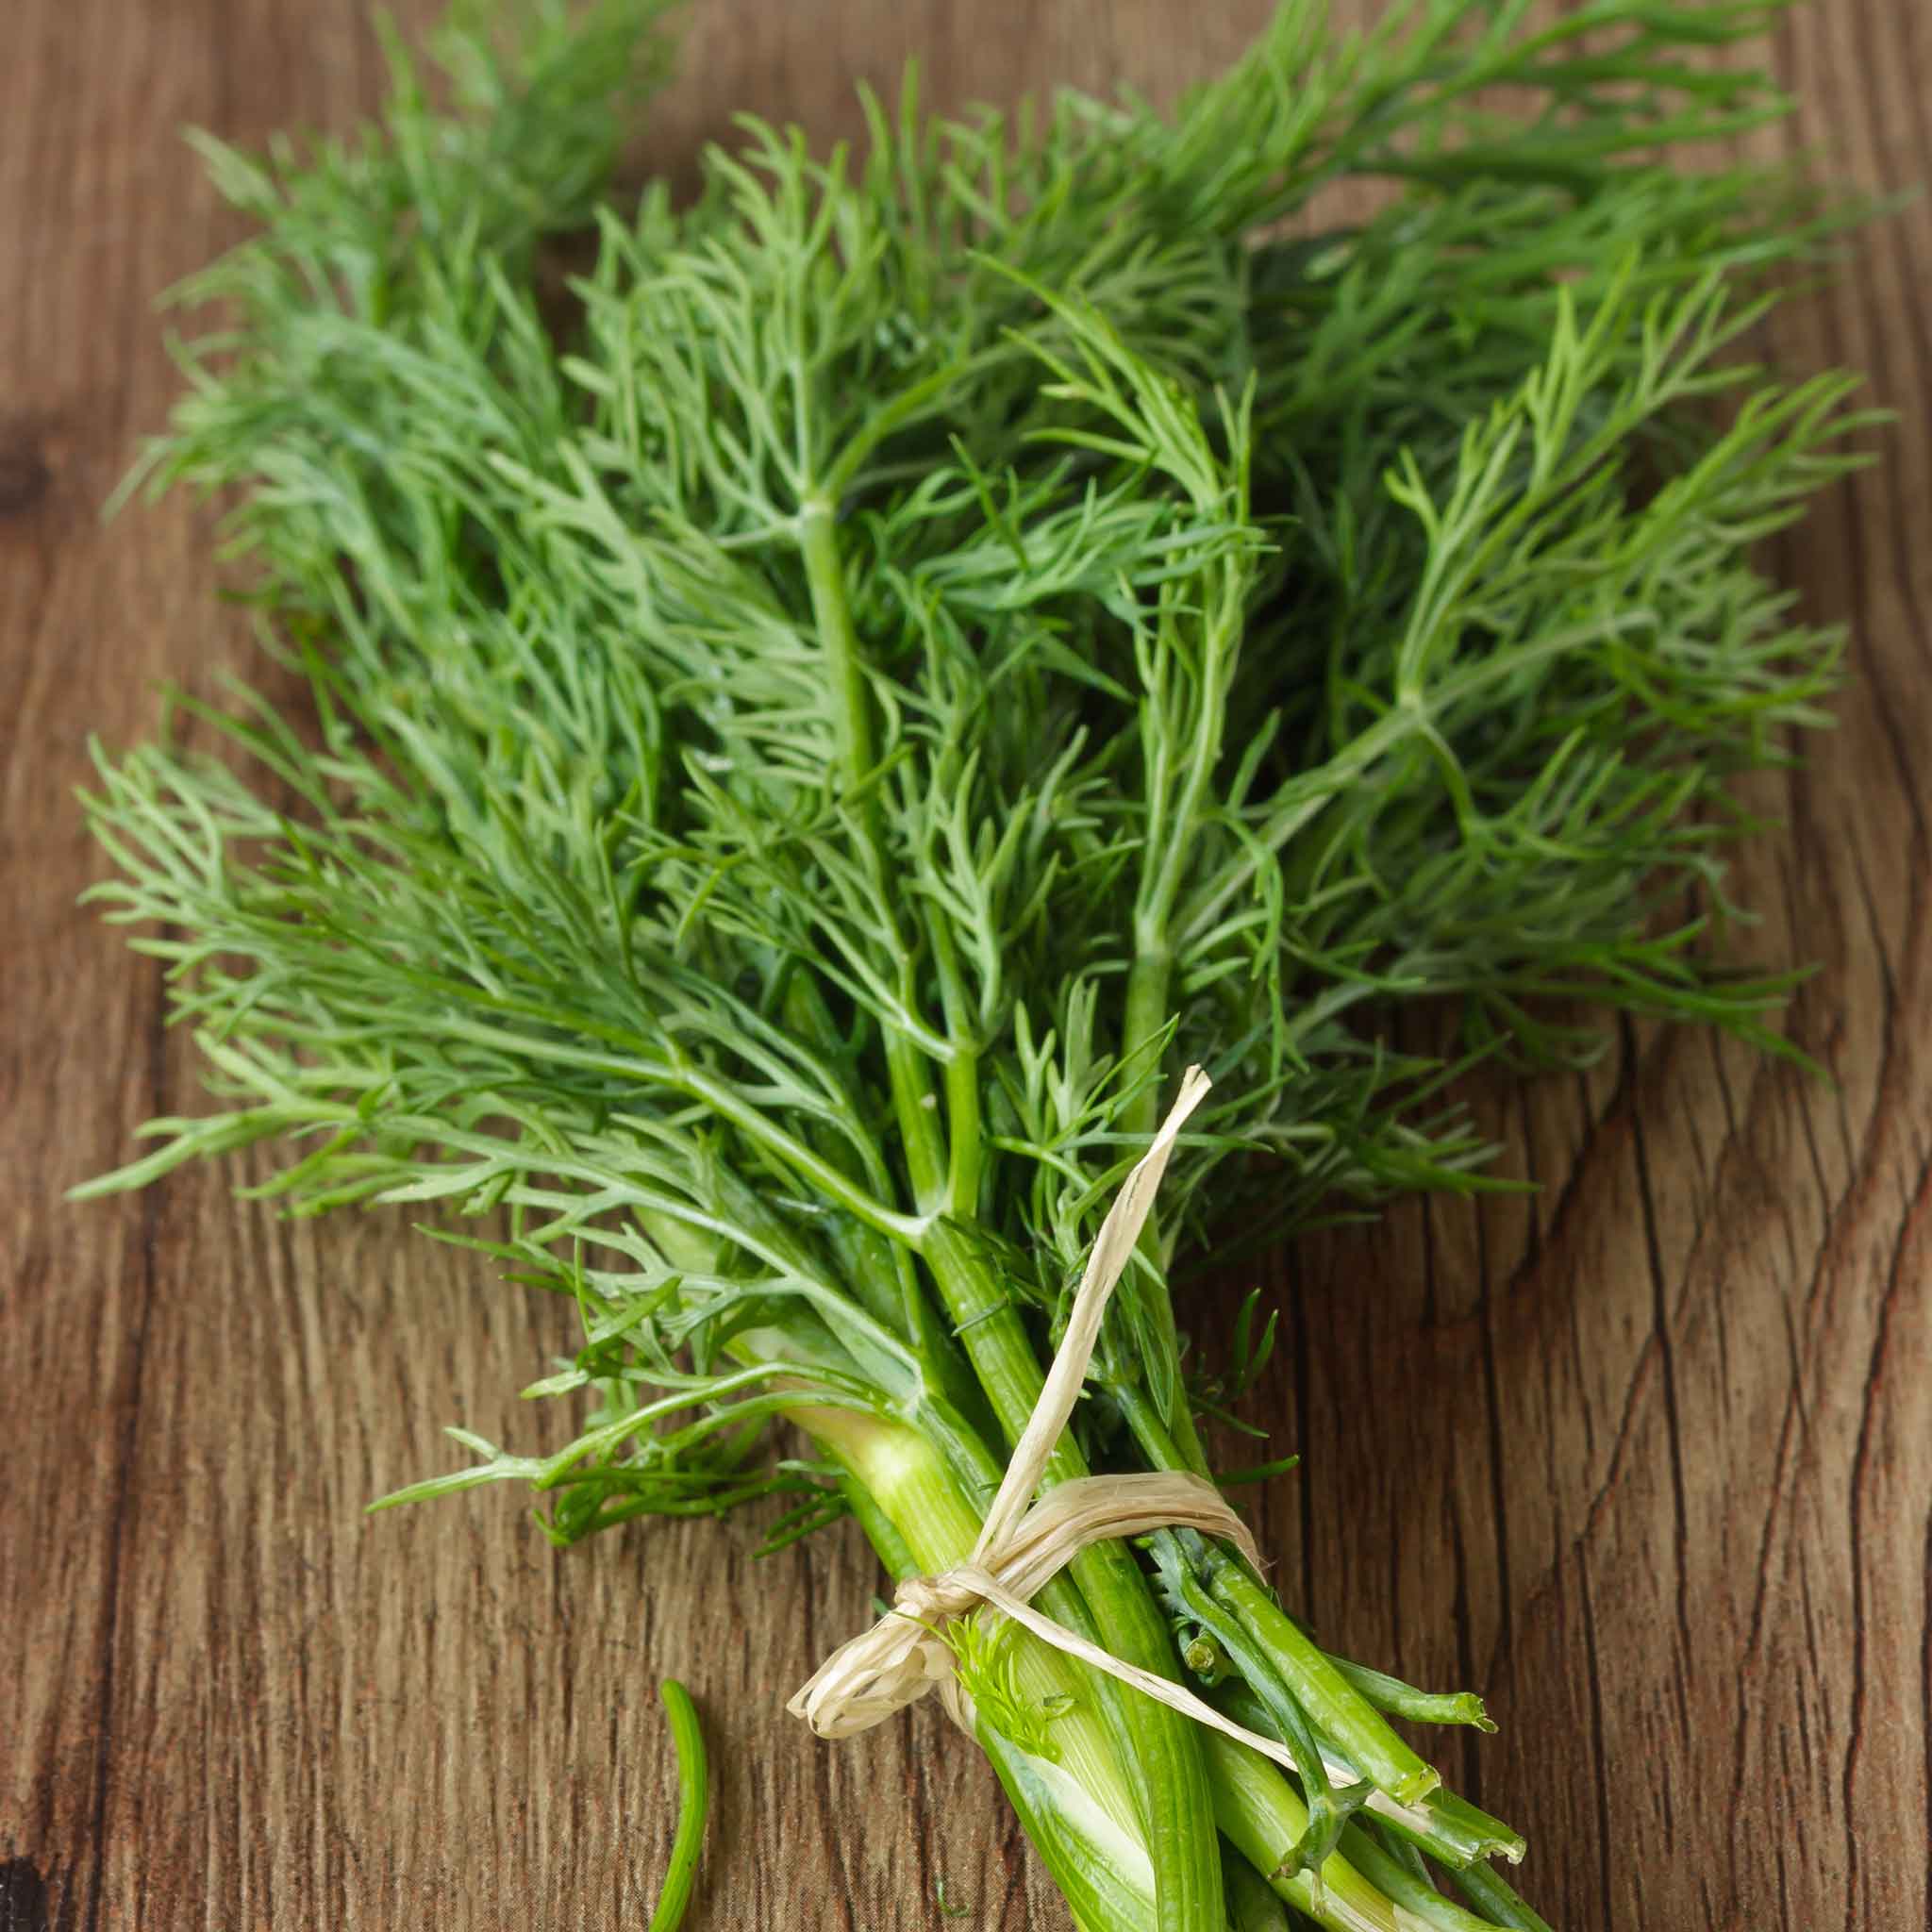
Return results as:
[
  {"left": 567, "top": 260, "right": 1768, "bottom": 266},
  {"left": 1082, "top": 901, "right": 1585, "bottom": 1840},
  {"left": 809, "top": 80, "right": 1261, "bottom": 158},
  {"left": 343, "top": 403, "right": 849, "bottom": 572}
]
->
[{"left": 2, "top": 4, "right": 1926, "bottom": 1928}]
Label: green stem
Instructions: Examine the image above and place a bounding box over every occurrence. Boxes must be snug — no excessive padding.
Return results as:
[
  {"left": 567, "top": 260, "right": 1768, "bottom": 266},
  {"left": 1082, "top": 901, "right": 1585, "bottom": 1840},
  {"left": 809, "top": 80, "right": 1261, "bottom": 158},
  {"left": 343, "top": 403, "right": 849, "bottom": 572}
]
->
[
  {"left": 924, "top": 906, "right": 986, "bottom": 1219},
  {"left": 1200, "top": 1733, "right": 1405, "bottom": 1932},
  {"left": 943, "top": 1045, "right": 983, "bottom": 1216},
  {"left": 1449, "top": 1859, "right": 1555, "bottom": 1932},
  {"left": 915, "top": 1221, "right": 1224, "bottom": 1932},
  {"left": 1117, "top": 1379, "right": 1212, "bottom": 1485},
  {"left": 799, "top": 498, "right": 877, "bottom": 805},
  {"left": 797, "top": 495, "right": 950, "bottom": 1210},
  {"left": 647, "top": 1680, "right": 708, "bottom": 1932},
  {"left": 1209, "top": 1731, "right": 1532, "bottom": 1931},
  {"left": 1213, "top": 1682, "right": 1524, "bottom": 1872},
  {"left": 1117, "top": 957, "right": 1215, "bottom": 1482},
  {"left": 1224, "top": 1845, "right": 1294, "bottom": 1932},
  {"left": 805, "top": 1407, "right": 1144, "bottom": 1854},
  {"left": 1157, "top": 1535, "right": 1360, "bottom": 1876},
  {"left": 1334, "top": 1824, "right": 1504, "bottom": 1932},
  {"left": 1329, "top": 1657, "right": 1496, "bottom": 1734},
  {"left": 1122, "top": 944, "right": 1178, "bottom": 1141},
  {"left": 1202, "top": 1545, "right": 1439, "bottom": 1807},
  {"left": 838, "top": 1469, "right": 918, "bottom": 1578}
]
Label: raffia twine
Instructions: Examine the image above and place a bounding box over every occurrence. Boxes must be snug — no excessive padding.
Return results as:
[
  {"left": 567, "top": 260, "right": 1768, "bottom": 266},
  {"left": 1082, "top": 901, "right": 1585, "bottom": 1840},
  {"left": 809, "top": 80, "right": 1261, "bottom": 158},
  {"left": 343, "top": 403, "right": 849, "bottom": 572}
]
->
[{"left": 788, "top": 1067, "right": 1342, "bottom": 1790}]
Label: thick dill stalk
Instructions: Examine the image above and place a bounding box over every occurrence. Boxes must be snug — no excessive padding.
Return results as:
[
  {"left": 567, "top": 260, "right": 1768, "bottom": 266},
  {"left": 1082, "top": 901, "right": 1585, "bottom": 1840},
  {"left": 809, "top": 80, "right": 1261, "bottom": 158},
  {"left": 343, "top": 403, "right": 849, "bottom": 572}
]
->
[{"left": 808, "top": 1407, "right": 1161, "bottom": 1926}]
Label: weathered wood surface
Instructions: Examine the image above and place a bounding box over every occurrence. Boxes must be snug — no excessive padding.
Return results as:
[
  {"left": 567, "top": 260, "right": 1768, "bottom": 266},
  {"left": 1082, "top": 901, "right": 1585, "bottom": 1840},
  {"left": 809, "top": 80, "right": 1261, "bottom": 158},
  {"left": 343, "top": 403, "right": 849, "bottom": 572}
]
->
[{"left": 3, "top": 3, "right": 1927, "bottom": 1926}]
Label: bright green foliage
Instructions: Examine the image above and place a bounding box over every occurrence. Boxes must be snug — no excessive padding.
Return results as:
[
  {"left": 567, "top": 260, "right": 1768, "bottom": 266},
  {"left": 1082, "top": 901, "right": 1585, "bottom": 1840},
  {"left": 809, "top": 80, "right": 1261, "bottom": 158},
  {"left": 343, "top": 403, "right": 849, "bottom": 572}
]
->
[{"left": 77, "top": 4, "right": 1877, "bottom": 1928}]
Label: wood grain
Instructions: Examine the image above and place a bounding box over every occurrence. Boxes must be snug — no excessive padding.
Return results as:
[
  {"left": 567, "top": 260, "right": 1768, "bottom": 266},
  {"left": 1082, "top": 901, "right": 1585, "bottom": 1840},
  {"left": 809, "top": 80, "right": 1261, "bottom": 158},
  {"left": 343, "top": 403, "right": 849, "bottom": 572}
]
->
[{"left": 3, "top": 4, "right": 1927, "bottom": 1927}]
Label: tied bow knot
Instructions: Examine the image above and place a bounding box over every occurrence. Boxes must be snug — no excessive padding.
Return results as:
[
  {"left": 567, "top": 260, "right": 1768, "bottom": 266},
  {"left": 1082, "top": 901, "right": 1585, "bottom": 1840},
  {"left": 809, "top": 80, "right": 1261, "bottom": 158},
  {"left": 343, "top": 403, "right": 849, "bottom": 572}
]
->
[
  {"left": 790, "top": 1069, "right": 1322, "bottom": 1788},
  {"left": 788, "top": 1469, "right": 1259, "bottom": 1740},
  {"left": 791, "top": 1067, "right": 1407, "bottom": 1807}
]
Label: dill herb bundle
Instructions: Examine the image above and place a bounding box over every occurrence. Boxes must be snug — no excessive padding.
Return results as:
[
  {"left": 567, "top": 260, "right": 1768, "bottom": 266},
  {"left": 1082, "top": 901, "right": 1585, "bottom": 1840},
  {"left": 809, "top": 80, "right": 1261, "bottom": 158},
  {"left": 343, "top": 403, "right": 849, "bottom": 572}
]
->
[{"left": 78, "top": 3, "right": 1876, "bottom": 1925}]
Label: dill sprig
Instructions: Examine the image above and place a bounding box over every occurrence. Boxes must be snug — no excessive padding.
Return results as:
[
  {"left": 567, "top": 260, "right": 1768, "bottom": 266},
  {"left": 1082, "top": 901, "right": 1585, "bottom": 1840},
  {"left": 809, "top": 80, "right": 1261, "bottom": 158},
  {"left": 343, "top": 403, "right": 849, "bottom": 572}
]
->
[{"left": 76, "top": 4, "right": 1879, "bottom": 1928}]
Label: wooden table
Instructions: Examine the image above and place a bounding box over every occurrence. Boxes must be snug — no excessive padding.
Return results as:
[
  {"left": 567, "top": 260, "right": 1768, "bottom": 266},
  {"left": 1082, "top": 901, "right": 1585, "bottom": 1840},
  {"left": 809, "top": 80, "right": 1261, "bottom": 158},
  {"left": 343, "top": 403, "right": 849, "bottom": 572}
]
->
[{"left": 4, "top": 4, "right": 1928, "bottom": 1926}]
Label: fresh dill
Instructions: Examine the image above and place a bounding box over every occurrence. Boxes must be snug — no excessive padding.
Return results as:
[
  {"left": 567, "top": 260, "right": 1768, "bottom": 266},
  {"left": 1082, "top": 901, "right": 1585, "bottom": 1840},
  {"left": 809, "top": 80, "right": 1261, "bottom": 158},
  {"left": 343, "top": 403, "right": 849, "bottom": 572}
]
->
[{"left": 75, "top": 3, "right": 1880, "bottom": 1928}]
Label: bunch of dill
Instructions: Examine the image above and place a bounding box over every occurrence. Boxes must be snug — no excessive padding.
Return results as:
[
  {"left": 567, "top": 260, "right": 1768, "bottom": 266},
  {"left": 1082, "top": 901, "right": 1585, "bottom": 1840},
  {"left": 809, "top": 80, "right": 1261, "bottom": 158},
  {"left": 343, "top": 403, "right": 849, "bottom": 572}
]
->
[{"left": 77, "top": 3, "right": 1875, "bottom": 1926}]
